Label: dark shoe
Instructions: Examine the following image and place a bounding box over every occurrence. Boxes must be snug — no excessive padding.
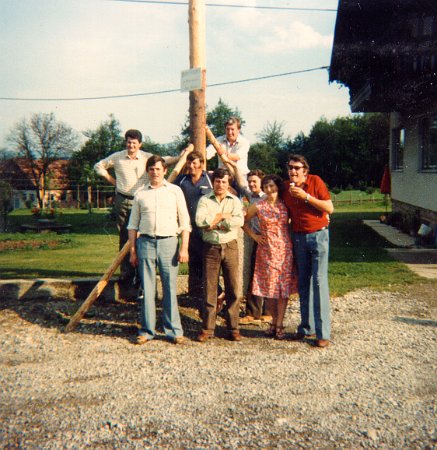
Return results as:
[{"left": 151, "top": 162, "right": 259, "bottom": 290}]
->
[
  {"left": 315, "top": 339, "right": 330, "bottom": 348},
  {"left": 173, "top": 336, "right": 185, "bottom": 345},
  {"left": 197, "top": 331, "right": 213, "bottom": 343},
  {"left": 229, "top": 331, "right": 242, "bottom": 342},
  {"left": 216, "top": 293, "right": 226, "bottom": 313},
  {"left": 274, "top": 326, "right": 286, "bottom": 340},
  {"left": 289, "top": 332, "right": 316, "bottom": 341},
  {"left": 265, "top": 324, "right": 277, "bottom": 338}
]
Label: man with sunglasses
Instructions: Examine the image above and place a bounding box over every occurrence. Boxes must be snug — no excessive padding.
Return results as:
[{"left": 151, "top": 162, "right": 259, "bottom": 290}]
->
[{"left": 283, "top": 154, "right": 334, "bottom": 348}]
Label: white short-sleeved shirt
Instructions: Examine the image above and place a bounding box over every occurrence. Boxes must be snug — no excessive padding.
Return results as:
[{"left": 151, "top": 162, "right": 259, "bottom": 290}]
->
[{"left": 206, "top": 134, "right": 250, "bottom": 176}]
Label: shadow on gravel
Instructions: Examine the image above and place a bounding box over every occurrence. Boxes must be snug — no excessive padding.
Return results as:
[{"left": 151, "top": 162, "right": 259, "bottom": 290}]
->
[
  {"left": 393, "top": 317, "right": 437, "bottom": 328},
  {"left": 0, "top": 293, "right": 233, "bottom": 344},
  {"left": 1, "top": 290, "right": 287, "bottom": 346}
]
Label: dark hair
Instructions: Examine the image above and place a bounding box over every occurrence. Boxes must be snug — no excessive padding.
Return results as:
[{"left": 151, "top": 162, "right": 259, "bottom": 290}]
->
[
  {"left": 261, "top": 174, "right": 284, "bottom": 197},
  {"left": 187, "top": 151, "right": 205, "bottom": 164},
  {"left": 288, "top": 154, "right": 309, "bottom": 172},
  {"left": 225, "top": 116, "right": 241, "bottom": 130},
  {"left": 146, "top": 154, "right": 167, "bottom": 170},
  {"left": 247, "top": 169, "right": 265, "bottom": 180},
  {"left": 124, "top": 129, "right": 142, "bottom": 143},
  {"left": 211, "top": 167, "right": 232, "bottom": 182}
]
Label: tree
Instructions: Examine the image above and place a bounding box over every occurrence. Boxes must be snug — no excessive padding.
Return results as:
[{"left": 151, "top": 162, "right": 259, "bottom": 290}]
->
[
  {"left": 206, "top": 98, "right": 245, "bottom": 138},
  {"left": 256, "top": 120, "right": 285, "bottom": 149},
  {"left": 8, "top": 112, "right": 79, "bottom": 208},
  {"left": 282, "top": 114, "right": 389, "bottom": 188},
  {"left": 178, "top": 98, "right": 245, "bottom": 160},
  {"left": 249, "top": 121, "right": 287, "bottom": 175},
  {"left": 69, "top": 114, "right": 124, "bottom": 191}
]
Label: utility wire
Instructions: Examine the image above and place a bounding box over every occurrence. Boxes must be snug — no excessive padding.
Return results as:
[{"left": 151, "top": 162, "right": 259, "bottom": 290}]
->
[
  {"left": 0, "top": 66, "right": 329, "bottom": 102},
  {"left": 111, "top": 0, "right": 337, "bottom": 12}
]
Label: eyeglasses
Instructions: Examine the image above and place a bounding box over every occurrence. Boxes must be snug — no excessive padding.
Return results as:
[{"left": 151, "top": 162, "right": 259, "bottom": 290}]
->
[{"left": 288, "top": 164, "right": 304, "bottom": 171}]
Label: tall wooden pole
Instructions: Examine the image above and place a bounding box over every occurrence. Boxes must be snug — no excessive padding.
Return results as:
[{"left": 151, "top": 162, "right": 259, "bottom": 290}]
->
[{"left": 189, "top": 0, "right": 206, "bottom": 162}]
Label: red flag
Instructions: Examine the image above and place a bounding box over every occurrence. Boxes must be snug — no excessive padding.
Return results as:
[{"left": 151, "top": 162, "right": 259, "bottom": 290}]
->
[{"left": 380, "top": 165, "right": 391, "bottom": 194}]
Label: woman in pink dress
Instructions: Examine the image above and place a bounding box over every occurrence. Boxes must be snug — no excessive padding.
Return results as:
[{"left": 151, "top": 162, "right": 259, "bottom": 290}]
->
[{"left": 243, "top": 174, "right": 297, "bottom": 339}]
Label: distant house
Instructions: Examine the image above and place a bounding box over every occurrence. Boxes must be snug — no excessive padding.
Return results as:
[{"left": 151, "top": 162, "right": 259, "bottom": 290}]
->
[
  {"left": 329, "top": 0, "right": 437, "bottom": 243},
  {"left": 0, "top": 158, "right": 74, "bottom": 209}
]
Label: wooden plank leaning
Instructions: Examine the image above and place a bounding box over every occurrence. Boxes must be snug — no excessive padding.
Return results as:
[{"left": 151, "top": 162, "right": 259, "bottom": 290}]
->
[
  {"left": 167, "top": 143, "right": 194, "bottom": 183},
  {"left": 64, "top": 240, "right": 131, "bottom": 332},
  {"left": 205, "top": 126, "right": 241, "bottom": 180}
]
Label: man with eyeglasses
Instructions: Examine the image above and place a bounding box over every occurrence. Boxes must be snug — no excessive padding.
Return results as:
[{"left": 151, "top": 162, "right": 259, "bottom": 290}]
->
[{"left": 283, "top": 154, "right": 334, "bottom": 348}]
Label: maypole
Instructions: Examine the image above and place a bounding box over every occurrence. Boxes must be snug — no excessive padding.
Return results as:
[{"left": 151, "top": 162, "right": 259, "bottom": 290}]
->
[{"left": 188, "top": 0, "right": 206, "bottom": 163}]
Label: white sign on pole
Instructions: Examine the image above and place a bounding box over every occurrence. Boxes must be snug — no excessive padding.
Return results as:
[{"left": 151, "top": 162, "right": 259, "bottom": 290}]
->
[{"left": 181, "top": 67, "right": 202, "bottom": 92}]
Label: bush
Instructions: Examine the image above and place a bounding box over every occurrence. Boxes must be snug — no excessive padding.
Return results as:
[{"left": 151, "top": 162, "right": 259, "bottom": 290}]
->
[
  {"left": 331, "top": 187, "right": 342, "bottom": 195},
  {"left": 366, "top": 187, "right": 376, "bottom": 195}
]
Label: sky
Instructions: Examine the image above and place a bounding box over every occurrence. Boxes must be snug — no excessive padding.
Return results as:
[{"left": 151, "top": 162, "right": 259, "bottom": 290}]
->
[{"left": 0, "top": 0, "right": 352, "bottom": 150}]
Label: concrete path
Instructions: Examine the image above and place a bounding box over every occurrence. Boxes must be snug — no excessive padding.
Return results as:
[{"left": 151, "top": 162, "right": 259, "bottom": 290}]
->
[{"left": 363, "top": 220, "right": 437, "bottom": 279}]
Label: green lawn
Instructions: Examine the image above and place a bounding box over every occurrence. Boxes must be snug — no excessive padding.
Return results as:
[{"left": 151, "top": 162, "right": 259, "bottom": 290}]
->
[
  {"left": 328, "top": 203, "right": 421, "bottom": 296},
  {"left": 330, "top": 189, "right": 386, "bottom": 205},
  {"left": 1, "top": 209, "right": 120, "bottom": 279},
  {"left": 0, "top": 204, "right": 430, "bottom": 297}
]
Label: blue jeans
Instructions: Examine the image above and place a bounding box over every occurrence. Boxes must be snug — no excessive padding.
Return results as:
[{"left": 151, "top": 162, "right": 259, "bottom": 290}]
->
[
  {"left": 136, "top": 236, "right": 183, "bottom": 340},
  {"left": 292, "top": 228, "right": 331, "bottom": 340}
]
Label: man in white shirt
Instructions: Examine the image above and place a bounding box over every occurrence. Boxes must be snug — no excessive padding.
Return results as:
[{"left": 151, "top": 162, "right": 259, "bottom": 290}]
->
[
  {"left": 206, "top": 117, "right": 250, "bottom": 181},
  {"left": 127, "top": 155, "right": 191, "bottom": 345},
  {"left": 94, "top": 129, "right": 185, "bottom": 287}
]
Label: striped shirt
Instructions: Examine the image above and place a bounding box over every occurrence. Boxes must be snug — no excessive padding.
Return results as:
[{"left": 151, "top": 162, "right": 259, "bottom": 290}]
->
[{"left": 94, "top": 150, "right": 172, "bottom": 197}]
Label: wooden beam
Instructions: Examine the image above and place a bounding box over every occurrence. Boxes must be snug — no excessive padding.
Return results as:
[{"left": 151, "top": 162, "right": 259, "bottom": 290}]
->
[
  {"left": 189, "top": 0, "right": 206, "bottom": 162},
  {"left": 64, "top": 241, "right": 131, "bottom": 332}
]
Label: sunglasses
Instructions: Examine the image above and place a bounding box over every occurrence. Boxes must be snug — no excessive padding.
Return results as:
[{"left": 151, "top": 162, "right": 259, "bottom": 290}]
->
[{"left": 288, "top": 165, "right": 304, "bottom": 171}]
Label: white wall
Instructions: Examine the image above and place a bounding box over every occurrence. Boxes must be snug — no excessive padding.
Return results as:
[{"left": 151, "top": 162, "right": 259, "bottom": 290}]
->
[{"left": 390, "top": 112, "right": 437, "bottom": 213}]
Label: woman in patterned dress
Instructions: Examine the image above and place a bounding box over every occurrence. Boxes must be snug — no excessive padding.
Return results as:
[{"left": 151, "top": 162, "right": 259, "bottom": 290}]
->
[{"left": 242, "top": 174, "right": 297, "bottom": 339}]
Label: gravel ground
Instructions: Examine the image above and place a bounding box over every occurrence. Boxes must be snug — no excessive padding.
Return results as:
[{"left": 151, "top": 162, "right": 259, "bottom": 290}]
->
[{"left": 1, "top": 284, "right": 436, "bottom": 449}]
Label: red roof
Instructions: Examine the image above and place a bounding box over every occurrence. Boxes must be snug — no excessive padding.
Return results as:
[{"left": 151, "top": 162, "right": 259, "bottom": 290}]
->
[{"left": 0, "top": 158, "right": 71, "bottom": 190}]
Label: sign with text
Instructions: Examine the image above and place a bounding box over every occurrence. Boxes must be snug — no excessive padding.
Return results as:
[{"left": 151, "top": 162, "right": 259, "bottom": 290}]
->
[{"left": 181, "top": 67, "right": 202, "bottom": 92}]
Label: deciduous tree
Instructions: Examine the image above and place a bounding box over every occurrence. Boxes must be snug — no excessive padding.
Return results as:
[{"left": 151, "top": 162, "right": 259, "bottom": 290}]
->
[{"left": 8, "top": 112, "right": 79, "bottom": 208}]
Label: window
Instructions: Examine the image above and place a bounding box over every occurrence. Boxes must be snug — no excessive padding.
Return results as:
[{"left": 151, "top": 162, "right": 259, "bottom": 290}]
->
[
  {"left": 420, "top": 115, "right": 437, "bottom": 171},
  {"left": 392, "top": 127, "right": 405, "bottom": 171}
]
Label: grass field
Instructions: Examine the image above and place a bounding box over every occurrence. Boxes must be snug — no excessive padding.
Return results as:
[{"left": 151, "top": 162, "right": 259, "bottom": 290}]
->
[
  {"left": 1, "top": 209, "right": 120, "bottom": 279},
  {"left": 0, "top": 202, "right": 429, "bottom": 297}
]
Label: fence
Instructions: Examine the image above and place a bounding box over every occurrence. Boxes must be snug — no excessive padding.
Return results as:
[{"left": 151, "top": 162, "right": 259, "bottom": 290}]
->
[{"left": 331, "top": 191, "right": 386, "bottom": 205}]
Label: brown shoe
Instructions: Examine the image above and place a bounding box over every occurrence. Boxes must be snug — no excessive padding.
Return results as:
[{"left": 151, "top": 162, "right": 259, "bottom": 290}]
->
[
  {"left": 135, "top": 335, "right": 150, "bottom": 345},
  {"left": 289, "top": 332, "right": 316, "bottom": 341},
  {"left": 315, "top": 339, "right": 330, "bottom": 348},
  {"left": 229, "top": 331, "right": 242, "bottom": 342},
  {"left": 173, "top": 337, "right": 185, "bottom": 345},
  {"left": 197, "top": 331, "right": 213, "bottom": 343},
  {"left": 260, "top": 315, "right": 272, "bottom": 323}
]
